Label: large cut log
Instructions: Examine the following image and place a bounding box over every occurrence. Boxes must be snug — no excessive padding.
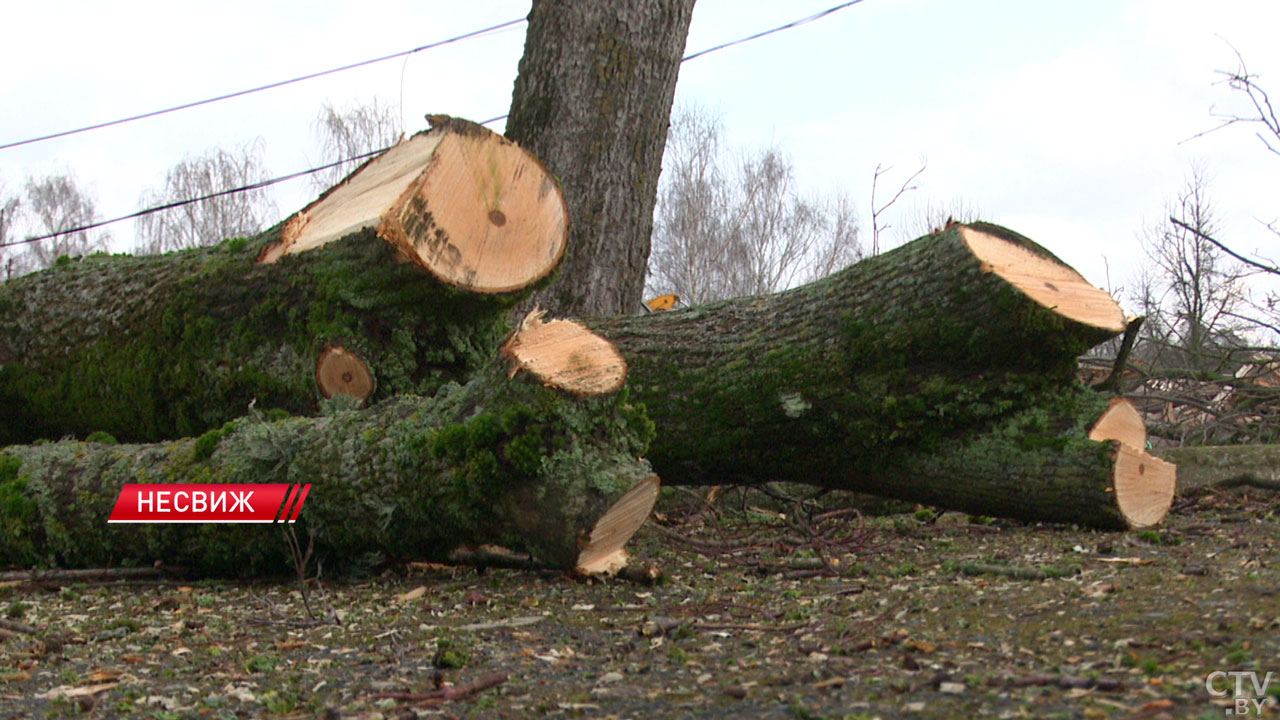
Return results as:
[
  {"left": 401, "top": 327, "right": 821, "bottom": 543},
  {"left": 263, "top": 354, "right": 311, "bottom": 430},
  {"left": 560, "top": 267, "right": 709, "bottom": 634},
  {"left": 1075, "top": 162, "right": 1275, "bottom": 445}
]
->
[
  {"left": 587, "top": 223, "right": 1176, "bottom": 528},
  {"left": 0, "top": 318, "right": 656, "bottom": 575},
  {"left": 872, "top": 390, "right": 1174, "bottom": 529},
  {"left": 0, "top": 118, "right": 567, "bottom": 445}
]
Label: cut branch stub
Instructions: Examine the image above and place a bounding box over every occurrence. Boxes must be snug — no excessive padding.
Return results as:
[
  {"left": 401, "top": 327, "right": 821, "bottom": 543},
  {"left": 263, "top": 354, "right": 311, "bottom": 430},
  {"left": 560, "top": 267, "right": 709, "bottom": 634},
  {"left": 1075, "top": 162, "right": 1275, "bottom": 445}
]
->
[
  {"left": 575, "top": 474, "right": 661, "bottom": 575},
  {"left": 502, "top": 310, "right": 628, "bottom": 395},
  {"left": 316, "top": 346, "right": 376, "bottom": 405},
  {"left": 260, "top": 118, "right": 568, "bottom": 294}
]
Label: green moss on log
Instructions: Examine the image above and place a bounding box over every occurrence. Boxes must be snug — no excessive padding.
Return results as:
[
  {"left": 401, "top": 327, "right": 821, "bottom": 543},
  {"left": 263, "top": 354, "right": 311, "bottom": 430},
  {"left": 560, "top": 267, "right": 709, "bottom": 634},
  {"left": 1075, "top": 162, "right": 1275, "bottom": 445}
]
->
[
  {"left": 0, "top": 229, "right": 521, "bottom": 445},
  {"left": 588, "top": 224, "right": 1123, "bottom": 489},
  {"left": 0, "top": 361, "right": 652, "bottom": 575},
  {"left": 871, "top": 387, "right": 1132, "bottom": 528}
]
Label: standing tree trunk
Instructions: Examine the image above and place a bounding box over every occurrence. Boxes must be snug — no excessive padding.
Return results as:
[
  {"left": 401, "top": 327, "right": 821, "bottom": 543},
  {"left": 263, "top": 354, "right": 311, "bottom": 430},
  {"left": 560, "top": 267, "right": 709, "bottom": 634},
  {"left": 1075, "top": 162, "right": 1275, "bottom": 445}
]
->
[{"left": 505, "top": 0, "right": 697, "bottom": 316}]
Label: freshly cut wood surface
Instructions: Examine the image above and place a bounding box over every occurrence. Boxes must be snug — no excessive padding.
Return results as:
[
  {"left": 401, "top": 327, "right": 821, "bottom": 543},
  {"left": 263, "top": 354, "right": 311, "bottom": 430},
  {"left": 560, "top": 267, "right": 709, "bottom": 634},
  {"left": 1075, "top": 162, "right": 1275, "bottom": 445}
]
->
[
  {"left": 963, "top": 226, "right": 1126, "bottom": 334},
  {"left": 575, "top": 474, "right": 661, "bottom": 575},
  {"left": 261, "top": 118, "right": 569, "bottom": 294},
  {"left": 1112, "top": 446, "right": 1177, "bottom": 530},
  {"left": 503, "top": 310, "right": 628, "bottom": 396},
  {"left": 315, "top": 346, "right": 376, "bottom": 404},
  {"left": 260, "top": 132, "right": 445, "bottom": 263},
  {"left": 1088, "top": 397, "right": 1147, "bottom": 450}
]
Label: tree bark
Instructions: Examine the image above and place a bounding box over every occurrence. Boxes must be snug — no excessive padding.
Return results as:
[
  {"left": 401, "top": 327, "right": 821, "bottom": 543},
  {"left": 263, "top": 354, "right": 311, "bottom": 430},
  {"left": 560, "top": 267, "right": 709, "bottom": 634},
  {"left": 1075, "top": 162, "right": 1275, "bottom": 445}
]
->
[
  {"left": 586, "top": 223, "right": 1175, "bottom": 527},
  {"left": 0, "top": 122, "right": 567, "bottom": 445},
  {"left": 0, "top": 349, "right": 657, "bottom": 576},
  {"left": 505, "top": 0, "right": 697, "bottom": 316},
  {"left": 1155, "top": 445, "right": 1280, "bottom": 491}
]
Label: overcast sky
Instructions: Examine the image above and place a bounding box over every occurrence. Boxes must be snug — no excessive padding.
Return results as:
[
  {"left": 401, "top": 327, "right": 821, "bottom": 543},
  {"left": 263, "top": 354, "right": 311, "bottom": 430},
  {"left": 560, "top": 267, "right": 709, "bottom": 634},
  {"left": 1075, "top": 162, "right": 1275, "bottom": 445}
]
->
[{"left": 3, "top": 0, "right": 1279, "bottom": 309}]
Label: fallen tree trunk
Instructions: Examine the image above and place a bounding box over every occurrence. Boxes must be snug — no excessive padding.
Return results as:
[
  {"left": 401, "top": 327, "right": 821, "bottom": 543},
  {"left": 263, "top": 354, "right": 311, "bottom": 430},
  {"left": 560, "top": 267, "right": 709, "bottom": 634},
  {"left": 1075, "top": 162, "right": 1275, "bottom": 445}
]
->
[
  {"left": 589, "top": 223, "right": 1175, "bottom": 528},
  {"left": 1155, "top": 445, "right": 1280, "bottom": 492},
  {"left": 867, "top": 390, "right": 1174, "bottom": 529},
  {"left": 0, "top": 318, "right": 655, "bottom": 575},
  {"left": 0, "top": 118, "right": 567, "bottom": 445}
]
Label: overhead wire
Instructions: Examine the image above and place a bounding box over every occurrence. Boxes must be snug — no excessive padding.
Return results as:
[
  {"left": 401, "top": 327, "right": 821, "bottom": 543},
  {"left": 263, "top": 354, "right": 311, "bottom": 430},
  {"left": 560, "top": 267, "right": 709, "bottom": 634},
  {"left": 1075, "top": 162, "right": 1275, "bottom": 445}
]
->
[
  {"left": 5, "top": 0, "right": 870, "bottom": 248},
  {"left": 0, "top": 18, "right": 526, "bottom": 152},
  {"left": 0, "top": 148, "right": 388, "bottom": 249},
  {"left": 471, "top": 1, "right": 871, "bottom": 137}
]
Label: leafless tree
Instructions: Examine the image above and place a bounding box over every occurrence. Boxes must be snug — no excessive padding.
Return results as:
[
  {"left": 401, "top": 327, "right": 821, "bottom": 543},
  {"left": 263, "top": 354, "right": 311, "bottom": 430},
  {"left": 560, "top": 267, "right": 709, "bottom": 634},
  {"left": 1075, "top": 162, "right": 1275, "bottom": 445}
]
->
[
  {"left": 648, "top": 107, "right": 862, "bottom": 305},
  {"left": 311, "top": 99, "right": 402, "bottom": 192},
  {"left": 135, "top": 141, "right": 277, "bottom": 254},
  {"left": 22, "top": 173, "right": 110, "bottom": 270},
  {"left": 1183, "top": 48, "right": 1280, "bottom": 322},
  {"left": 1107, "top": 166, "right": 1280, "bottom": 445},
  {"left": 0, "top": 177, "right": 20, "bottom": 280},
  {"left": 1135, "top": 165, "right": 1250, "bottom": 371}
]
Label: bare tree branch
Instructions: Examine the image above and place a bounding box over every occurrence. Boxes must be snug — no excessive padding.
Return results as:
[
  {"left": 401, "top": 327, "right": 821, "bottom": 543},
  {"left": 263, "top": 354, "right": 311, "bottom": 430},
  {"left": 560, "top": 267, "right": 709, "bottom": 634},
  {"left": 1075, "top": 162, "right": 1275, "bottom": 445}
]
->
[
  {"left": 311, "top": 99, "right": 402, "bottom": 192},
  {"left": 869, "top": 160, "right": 925, "bottom": 255},
  {"left": 1169, "top": 216, "right": 1279, "bottom": 277},
  {"left": 22, "top": 173, "right": 110, "bottom": 270},
  {"left": 135, "top": 141, "right": 277, "bottom": 254},
  {"left": 648, "top": 107, "right": 862, "bottom": 305}
]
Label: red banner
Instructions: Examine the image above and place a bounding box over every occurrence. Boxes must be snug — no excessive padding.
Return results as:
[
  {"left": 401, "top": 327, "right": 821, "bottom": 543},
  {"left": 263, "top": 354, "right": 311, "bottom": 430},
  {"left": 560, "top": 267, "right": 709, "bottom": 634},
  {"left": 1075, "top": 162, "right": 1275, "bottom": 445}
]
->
[{"left": 107, "top": 484, "right": 310, "bottom": 523}]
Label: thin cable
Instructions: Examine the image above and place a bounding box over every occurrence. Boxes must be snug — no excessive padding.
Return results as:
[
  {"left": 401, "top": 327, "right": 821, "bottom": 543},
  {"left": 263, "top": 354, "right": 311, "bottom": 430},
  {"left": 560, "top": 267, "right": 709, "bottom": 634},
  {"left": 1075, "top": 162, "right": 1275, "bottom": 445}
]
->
[
  {"left": 0, "top": 148, "right": 389, "bottom": 250},
  {"left": 682, "top": 0, "right": 865, "bottom": 62},
  {"left": 478, "top": 0, "right": 870, "bottom": 129},
  {"left": 9, "top": 0, "right": 869, "bottom": 245},
  {"left": 0, "top": 18, "right": 526, "bottom": 152}
]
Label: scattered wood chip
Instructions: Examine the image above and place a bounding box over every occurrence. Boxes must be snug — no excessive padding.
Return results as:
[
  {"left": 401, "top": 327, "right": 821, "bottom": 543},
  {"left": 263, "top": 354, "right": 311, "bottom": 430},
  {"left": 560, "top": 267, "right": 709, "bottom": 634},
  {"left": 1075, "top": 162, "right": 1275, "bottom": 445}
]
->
[
  {"left": 396, "top": 586, "right": 427, "bottom": 602},
  {"left": 43, "top": 682, "right": 119, "bottom": 700}
]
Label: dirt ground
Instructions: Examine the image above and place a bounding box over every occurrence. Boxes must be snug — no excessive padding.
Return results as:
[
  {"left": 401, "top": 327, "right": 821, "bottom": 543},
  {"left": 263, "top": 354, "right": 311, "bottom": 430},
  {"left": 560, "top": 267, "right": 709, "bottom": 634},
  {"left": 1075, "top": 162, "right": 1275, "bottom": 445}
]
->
[{"left": 1, "top": 482, "right": 1277, "bottom": 720}]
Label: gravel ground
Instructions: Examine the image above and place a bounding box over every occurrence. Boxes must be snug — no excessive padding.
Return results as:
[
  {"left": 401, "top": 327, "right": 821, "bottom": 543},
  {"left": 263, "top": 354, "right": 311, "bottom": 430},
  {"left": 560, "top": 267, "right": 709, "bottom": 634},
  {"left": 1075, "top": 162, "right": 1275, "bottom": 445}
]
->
[{"left": 1, "top": 482, "right": 1277, "bottom": 720}]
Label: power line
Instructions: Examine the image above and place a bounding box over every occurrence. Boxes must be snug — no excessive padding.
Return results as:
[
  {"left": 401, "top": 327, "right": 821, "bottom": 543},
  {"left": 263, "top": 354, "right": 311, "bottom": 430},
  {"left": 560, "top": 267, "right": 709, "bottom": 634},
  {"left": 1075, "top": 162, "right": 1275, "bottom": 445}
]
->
[
  {"left": 0, "top": 18, "right": 526, "bottom": 152},
  {"left": 477, "top": 0, "right": 870, "bottom": 130},
  {"left": 0, "top": 148, "right": 388, "bottom": 250},
  {"left": 7, "top": 0, "right": 869, "bottom": 248},
  {"left": 682, "top": 0, "right": 866, "bottom": 62}
]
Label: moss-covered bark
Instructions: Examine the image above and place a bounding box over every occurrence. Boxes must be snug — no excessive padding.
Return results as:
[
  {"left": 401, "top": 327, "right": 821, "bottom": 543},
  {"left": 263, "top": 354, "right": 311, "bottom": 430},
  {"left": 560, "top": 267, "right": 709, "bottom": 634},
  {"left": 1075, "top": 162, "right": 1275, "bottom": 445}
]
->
[
  {"left": 0, "top": 361, "right": 654, "bottom": 575},
  {"left": 584, "top": 224, "right": 1154, "bottom": 526},
  {"left": 0, "top": 228, "right": 522, "bottom": 445},
  {"left": 1156, "top": 444, "right": 1280, "bottom": 491},
  {"left": 854, "top": 388, "right": 1138, "bottom": 528},
  {"left": 588, "top": 224, "right": 1122, "bottom": 484}
]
